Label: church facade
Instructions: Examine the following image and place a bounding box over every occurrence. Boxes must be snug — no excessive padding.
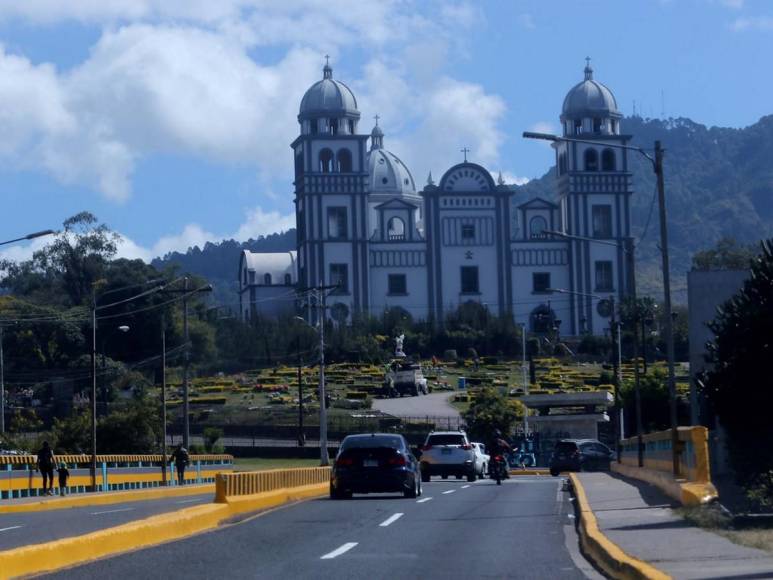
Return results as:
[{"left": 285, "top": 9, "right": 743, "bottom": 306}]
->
[{"left": 238, "top": 60, "right": 635, "bottom": 336}]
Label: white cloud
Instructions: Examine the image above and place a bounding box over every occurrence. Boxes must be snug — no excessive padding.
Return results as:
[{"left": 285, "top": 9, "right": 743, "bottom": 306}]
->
[
  {"left": 731, "top": 16, "right": 773, "bottom": 31},
  {"left": 0, "top": 1, "right": 527, "bottom": 204},
  {"left": 719, "top": 0, "right": 744, "bottom": 9},
  {"left": 498, "top": 171, "right": 530, "bottom": 186}
]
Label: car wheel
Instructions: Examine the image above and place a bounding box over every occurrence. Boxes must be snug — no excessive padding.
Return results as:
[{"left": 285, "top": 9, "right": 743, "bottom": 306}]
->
[
  {"left": 404, "top": 477, "right": 418, "bottom": 499},
  {"left": 550, "top": 468, "right": 559, "bottom": 477},
  {"left": 417, "top": 478, "right": 422, "bottom": 497},
  {"left": 442, "top": 474, "right": 448, "bottom": 480},
  {"left": 329, "top": 483, "right": 341, "bottom": 500},
  {"left": 467, "top": 471, "right": 476, "bottom": 483},
  {"left": 421, "top": 469, "right": 430, "bottom": 483}
]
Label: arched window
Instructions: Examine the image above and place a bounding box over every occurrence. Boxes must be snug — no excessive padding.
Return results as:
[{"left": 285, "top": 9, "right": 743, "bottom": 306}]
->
[
  {"left": 319, "top": 149, "right": 334, "bottom": 173},
  {"left": 529, "top": 216, "right": 547, "bottom": 239},
  {"left": 264, "top": 273, "right": 272, "bottom": 285},
  {"left": 387, "top": 217, "right": 405, "bottom": 240},
  {"left": 337, "top": 149, "right": 352, "bottom": 172},
  {"left": 310, "top": 120, "right": 318, "bottom": 135},
  {"left": 584, "top": 148, "right": 599, "bottom": 172},
  {"left": 601, "top": 148, "right": 615, "bottom": 171},
  {"left": 593, "top": 118, "right": 603, "bottom": 133},
  {"left": 329, "top": 118, "right": 338, "bottom": 135},
  {"left": 574, "top": 119, "right": 582, "bottom": 134},
  {"left": 558, "top": 152, "right": 567, "bottom": 175},
  {"left": 284, "top": 273, "right": 292, "bottom": 285},
  {"left": 348, "top": 120, "right": 355, "bottom": 134},
  {"left": 294, "top": 152, "right": 304, "bottom": 179}
]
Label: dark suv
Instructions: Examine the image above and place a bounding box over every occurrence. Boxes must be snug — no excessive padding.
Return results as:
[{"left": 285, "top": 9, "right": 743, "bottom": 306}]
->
[{"left": 549, "top": 439, "right": 614, "bottom": 476}]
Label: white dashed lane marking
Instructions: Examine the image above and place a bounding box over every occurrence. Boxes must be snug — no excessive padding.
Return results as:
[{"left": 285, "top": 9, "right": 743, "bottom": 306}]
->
[
  {"left": 90, "top": 507, "right": 134, "bottom": 516},
  {"left": 461, "top": 485, "right": 470, "bottom": 489},
  {"left": 442, "top": 490, "right": 455, "bottom": 495},
  {"left": 379, "top": 513, "right": 404, "bottom": 527},
  {"left": 0, "top": 526, "right": 23, "bottom": 533},
  {"left": 321, "top": 542, "right": 358, "bottom": 560},
  {"left": 416, "top": 497, "right": 433, "bottom": 503}
]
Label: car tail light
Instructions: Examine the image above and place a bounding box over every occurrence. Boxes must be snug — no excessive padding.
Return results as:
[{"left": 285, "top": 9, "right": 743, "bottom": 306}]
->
[
  {"left": 387, "top": 454, "right": 407, "bottom": 466},
  {"left": 462, "top": 444, "right": 471, "bottom": 450},
  {"left": 336, "top": 456, "right": 354, "bottom": 467},
  {"left": 494, "top": 455, "right": 504, "bottom": 461}
]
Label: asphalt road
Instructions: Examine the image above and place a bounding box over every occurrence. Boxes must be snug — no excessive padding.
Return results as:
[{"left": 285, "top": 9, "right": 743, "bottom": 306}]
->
[
  {"left": 372, "top": 391, "right": 460, "bottom": 418},
  {"left": 0, "top": 493, "right": 212, "bottom": 551},
  {"left": 44, "top": 476, "right": 599, "bottom": 580}
]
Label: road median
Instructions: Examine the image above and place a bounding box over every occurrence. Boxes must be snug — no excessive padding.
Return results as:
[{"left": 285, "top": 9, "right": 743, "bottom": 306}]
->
[
  {"left": 570, "top": 473, "right": 671, "bottom": 580},
  {"left": 0, "top": 467, "right": 331, "bottom": 579}
]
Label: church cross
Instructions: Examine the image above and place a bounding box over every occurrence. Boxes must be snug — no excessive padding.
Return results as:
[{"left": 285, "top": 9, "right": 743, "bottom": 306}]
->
[
  {"left": 461, "top": 147, "right": 470, "bottom": 162},
  {"left": 374, "top": 114, "right": 380, "bottom": 126},
  {"left": 585, "top": 56, "right": 591, "bottom": 68},
  {"left": 325, "top": 54, "right": 330, "bottom": 66}
]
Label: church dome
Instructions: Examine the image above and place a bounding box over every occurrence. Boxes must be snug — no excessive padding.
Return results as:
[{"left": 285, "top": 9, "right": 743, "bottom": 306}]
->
[
  {"left": 367, "top": 124, "right": 416, "bottom": 195},
  {"left": 299, "top": 62, "right": 359, "bottom": 119},
  {"left": 561, "top": 61, "right": 621, "bottom": 121}
]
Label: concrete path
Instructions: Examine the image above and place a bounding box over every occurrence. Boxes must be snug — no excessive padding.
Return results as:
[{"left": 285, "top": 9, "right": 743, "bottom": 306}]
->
[
  {"left": 372, "top": 391, "right": 460, "bottom": 418},
  {"left": 578, "top": 471, "right": 773, "bottom": 579}
]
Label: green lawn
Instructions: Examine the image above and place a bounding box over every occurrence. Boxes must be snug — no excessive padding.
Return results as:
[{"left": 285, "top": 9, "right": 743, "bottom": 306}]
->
[{"left": 232, "top": 457, "right": 323, "bottom": 472}]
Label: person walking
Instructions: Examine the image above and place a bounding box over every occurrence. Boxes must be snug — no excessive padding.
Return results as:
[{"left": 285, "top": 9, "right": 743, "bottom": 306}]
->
[
  {"left": 169, "top": 444, "right": 190, "bottom": 485},
  {"left": 57, "top": 462, "right": 70, "bottom": 496},
  {"left": 36, "top": 441, "right": 56, "bottom": 496}
]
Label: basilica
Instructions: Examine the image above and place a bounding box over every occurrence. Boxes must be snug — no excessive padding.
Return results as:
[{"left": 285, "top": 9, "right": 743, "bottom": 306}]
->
[{"left": 238, "top": 60, "right": 635, "bottom": 336}]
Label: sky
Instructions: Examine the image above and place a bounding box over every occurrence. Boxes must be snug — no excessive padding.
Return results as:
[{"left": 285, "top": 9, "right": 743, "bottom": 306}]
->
[{"left": 2, "top": 0, "right": 772, "bottom": 263}]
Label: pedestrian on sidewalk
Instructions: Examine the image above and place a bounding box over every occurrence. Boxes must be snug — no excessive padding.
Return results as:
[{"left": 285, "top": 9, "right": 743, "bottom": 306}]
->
[
  {"left": 170, "top": 444, "right": 190, "bottom": 485},
  {"left": 36, "top": 441, "right": 56, "bottom": 495},
  {"left": 57, "top": 462, "right": 70, "bottom": 495}
]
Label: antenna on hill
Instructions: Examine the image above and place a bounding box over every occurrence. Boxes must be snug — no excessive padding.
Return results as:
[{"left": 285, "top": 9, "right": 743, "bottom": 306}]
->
[
  {"left": 661, "top": 90, "right": 666, "bottom": 118},
  {"left": 632, "top": 99, "right": 637, "bottom": 118}
]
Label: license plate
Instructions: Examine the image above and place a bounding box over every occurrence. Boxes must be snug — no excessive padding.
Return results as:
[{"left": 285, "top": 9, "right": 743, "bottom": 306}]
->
[
  {"left": 363, "top": 459, "right": 379, "bottom": 467},
  {"left": 441, "top": 448, "right": 452, "bottom": 455}
]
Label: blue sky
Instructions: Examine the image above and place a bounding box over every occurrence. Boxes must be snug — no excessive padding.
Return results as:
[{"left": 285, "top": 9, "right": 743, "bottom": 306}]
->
[{"left": 1, "top": 0, "right": 772, "bottom": 262}]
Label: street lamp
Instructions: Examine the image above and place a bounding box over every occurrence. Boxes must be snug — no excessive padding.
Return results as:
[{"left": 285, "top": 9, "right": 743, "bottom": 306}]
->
[
  {"left": 0, "top": 229, "right": 56, "bottom": 247},
  {"left": 524, "top": 130, "right": 680, "bottom": 476},
  {"left": 292, "top": 316, "right": 310, "bottom": 448},
  {"left": 100, "top": 325, "right": 130, "bottom": 414}
]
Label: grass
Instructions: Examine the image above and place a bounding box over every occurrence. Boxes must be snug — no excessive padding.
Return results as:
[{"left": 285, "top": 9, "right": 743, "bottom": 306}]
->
[
  {"left": 232, "top": 457, "right": 322, "bottom": 472},
  {"left": 679, "top": 505, "right": 773, "bottom": 554}
]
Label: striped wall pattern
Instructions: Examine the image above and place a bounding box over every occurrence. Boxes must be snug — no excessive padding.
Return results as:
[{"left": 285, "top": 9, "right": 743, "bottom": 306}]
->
[
  {"left": 440, "top": 217, "right": 495, "bottom": 246},
  {"left": 512, "top": 248, "right": 569, "bottom": 266},
  {"left": 215, "top": 467, "right": 331, "bottom": 502},
  {"left": 619, "top": 426, "right": 711, "bottom": 483},
  {"left": 369, "top": 250, "right": 426, "bottom": 267}
]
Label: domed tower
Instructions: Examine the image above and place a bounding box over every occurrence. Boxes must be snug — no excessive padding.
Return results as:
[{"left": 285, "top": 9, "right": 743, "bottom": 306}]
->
[
  {"left": 292, "top": 59, "right": 371, "bottom": 322},
  {"left": 365, "top": 120, "right": 423, "bottom": 239},
  {"left": 555, "top": 59, "right": 634, "bottom": 336}
]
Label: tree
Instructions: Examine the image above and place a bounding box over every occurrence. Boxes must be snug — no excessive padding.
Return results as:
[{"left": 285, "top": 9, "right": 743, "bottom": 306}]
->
[
  {"left": 692, "top": 237, "right": 756, "bottom": 271},
  {"left": 705, "top": 239, "right": 773, "bottom": 484},
  {"left": 463, "top": 388, "right": 523, "bottom": 443}
]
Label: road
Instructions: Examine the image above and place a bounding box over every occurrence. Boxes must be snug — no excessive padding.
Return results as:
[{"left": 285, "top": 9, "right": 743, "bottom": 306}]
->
[
  {"left": 0, "top": 493, "right": 212, "bottom": 551},
  {"left": 43, "top": 476, "right": 600, "bottom": 580},
  {"left": 372, "top": 391, "right": 460, "bottom": 419}
]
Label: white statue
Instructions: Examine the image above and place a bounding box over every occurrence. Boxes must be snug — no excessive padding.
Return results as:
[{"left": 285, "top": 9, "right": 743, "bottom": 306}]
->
[{"left": 394, "top": 334, "right": 406, "bottom": 358}]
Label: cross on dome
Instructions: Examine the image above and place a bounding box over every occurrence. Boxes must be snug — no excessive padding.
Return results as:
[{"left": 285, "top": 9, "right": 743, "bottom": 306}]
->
[
  {"left": 461, "top": 147, "right": 470, "bottom": 162},
  {"left": 323, "top": 54, "right": 332, "bottom": 79},
  {"left": 374, "top": 114, "right": 380, "bottom": 126},
  {"left": 584, "top": 56, "right": 593, "bottom": 80}
]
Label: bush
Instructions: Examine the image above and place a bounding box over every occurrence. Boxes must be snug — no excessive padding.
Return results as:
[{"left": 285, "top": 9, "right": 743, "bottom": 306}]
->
[
  {"left": 443, "top": 349, "right": 458, "bottom": 361},
  {"left": 746, "top": 471, "right": 773, "bottom": 513},
  {"left": 203, "top": 427, "right": 224, "bottom": 453}
]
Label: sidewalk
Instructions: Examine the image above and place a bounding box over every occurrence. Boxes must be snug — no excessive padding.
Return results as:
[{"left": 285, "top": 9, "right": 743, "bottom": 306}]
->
[{"left": 577, "top": 472, "right": 773, "bottom": 579}]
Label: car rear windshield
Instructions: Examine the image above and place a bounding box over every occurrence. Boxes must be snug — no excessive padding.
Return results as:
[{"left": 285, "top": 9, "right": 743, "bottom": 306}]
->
[
  {"left": 340, "top": 435, "right": 403, "bottom": 450},
  {"left": 554, "top": 441, "right": 578, "bottom": 453},
  {"left": 427, "top": 434, "right": 465, "bottom": 446}
]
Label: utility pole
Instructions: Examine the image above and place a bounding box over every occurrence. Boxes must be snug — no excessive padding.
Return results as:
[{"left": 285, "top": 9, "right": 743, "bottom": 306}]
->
[
  {"left": 520, "top": 323, "right": 528, "bottom": 435},
  {"left": 161, "top": 313, "right": 168, "bottom": 485},
  {"left": 297, "top": 333, "right": 305, "bottom": 447},
  {"left": 655, "top": 140, "right": 680, "bottom": 476},
  {"left": 182, "top": 276, "right": 190, "bottom": 449},
  {"left": 609, "top": 296, "right": 622, "bottom": 461},
  {"left": 318, "top": 282, "right": 329, "bottom": 466},
  {"left": 0, "top": 326, "right": 4, "bottom": 435},
  {"left": 632, "top": 312, "right": 644, "bottom": 467},
  {"left": 90, "top": 288, "right": 98, "bottom": 492}
]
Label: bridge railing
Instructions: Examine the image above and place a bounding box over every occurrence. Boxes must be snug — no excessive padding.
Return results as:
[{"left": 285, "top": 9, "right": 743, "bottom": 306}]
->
[
  {"left": 619, "top": 426, "right": 711, "bottom": 483},
  {"left": 215, "top": 467, "right": 330, "bottom": 503},
  {"left": 1, "top": 454, "right": 234, "bottom": 499}
]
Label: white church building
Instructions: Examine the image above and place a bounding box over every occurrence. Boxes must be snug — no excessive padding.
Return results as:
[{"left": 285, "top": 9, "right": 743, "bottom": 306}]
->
[{"left": 238, "top": 60, "right": 635, "bottom": 336}]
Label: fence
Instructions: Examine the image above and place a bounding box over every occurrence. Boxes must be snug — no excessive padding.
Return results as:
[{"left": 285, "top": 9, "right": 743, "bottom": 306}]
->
[{"left": 1, "top": 454, "right": 233, "bottom": 499}]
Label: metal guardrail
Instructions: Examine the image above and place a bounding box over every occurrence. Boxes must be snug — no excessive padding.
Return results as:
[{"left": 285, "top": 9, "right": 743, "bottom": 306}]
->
[
  {"left": 215, "top": 467, "right": 330, "bottom": 502},
  {"left": 0, "top": 454, "right": 233, "bottom": 466}
]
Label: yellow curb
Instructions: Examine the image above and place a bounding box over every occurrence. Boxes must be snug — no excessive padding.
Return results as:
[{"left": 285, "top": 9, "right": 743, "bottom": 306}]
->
[
  {"left": 508, "top": 469, "right": 550, "bottom": 476},
  {"left": 570, "top": 473, "right": 671, "bottom": 580},
  {"left": 0, "top": 484, "right": 215, "bottom": 514},
  {"left": 611, "top": 463, "right": 718, "bottom": 507},
  {"left": 0, "top": 482, "right": 327, "bottom": 579}
]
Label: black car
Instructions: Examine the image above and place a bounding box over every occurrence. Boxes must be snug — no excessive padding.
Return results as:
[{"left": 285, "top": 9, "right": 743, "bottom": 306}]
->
[
  {"left": 330, "top": 433, "right": 422, "bottom": 499},
  {"left": 549, "top": 439, "right": 614, "bottom": 476}
]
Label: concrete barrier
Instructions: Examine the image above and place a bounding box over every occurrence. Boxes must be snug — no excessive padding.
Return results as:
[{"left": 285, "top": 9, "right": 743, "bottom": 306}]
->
[
  {"left": 1, "top": 454, "right": 233, "bottom": 499},
  {"left": 570, "top": 473, "right": 670, "bottom": 580},
  {"left": 617, "top": 426, "right": 717, "bottom": 506},
  {"left": 0, "top": 466, "right": 329, "bottom": 578}
]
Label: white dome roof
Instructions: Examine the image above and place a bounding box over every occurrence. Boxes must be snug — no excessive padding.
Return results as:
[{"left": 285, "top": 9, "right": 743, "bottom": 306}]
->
[
  {"left": 299, "top": 63, "right": 359, "bottom": 119},
  {"left": 561, "top": 62, "right": 621, "bottom": 121},
  {"left": 240, "top": 250, "right": 296, "bottom": 283},
  {"left": 367, "top": 147, "right": 416, "bottom": 196}
]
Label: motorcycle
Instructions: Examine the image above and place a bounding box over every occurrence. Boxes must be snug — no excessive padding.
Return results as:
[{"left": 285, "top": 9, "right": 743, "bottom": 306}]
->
[{"left": 491, "top": 455, "right": 507, "bottom": 485}]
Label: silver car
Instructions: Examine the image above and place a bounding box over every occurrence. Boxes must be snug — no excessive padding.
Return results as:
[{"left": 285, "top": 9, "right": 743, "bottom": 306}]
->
[
  {"left": 419, "top": 431, "right": 476, "bottom": 482},
  {"left": 471, "top": 442, "right": 489, "bottom": 477}
]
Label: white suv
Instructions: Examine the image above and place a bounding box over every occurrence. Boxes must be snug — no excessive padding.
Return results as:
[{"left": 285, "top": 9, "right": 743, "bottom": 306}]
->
[
  {"left": 419, "top": 431, "right": 476, "bottom": 482},
  {"left": 471, "top": 442, "right": 489, "bottom": 478}
]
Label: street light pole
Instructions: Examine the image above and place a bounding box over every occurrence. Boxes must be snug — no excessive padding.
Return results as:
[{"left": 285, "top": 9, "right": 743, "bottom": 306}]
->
[
  {"left": 161, "top": 315, "right": 168, "bottom": 485},
  {"left": 519, "top": 323, "right": 529, "bottom": 435},
  {"left": 524, "top": 130, "right": 679, "bottom": 476},
  {"left": 297, "top": 328, "right": 305, "bottom": 448},
  {"left": 90, "top": 287, "right": 98, "bottom": 492},
  {"left": 0, "top": 326, "right": 4, "bottom": 435},
  {"left": 318, "top": 283, "right": 329, "bottom": 467}
]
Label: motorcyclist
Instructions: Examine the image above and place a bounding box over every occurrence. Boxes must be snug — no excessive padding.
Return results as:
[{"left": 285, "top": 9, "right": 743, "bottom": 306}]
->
[{"left": 488, "top": 430, "right": 512, "bottom": 479}]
